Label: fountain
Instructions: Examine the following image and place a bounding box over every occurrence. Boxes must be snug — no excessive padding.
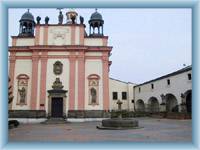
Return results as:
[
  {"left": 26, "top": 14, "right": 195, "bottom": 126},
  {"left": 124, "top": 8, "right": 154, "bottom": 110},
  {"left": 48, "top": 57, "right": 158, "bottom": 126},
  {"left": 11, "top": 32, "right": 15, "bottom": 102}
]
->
[{"left": 97, "top": 100, "right": 140, "bottom": 130}]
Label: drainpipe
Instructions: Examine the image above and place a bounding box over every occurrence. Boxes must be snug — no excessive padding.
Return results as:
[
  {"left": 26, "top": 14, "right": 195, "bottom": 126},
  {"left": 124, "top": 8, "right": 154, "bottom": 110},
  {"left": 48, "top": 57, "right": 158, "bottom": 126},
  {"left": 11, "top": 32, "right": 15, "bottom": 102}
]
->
[
  {"left": 127, "top": 83, "right": 130, "bottom": 111},
  {"left": 133, "top": 86, "right": 136, "bottom": 112}
]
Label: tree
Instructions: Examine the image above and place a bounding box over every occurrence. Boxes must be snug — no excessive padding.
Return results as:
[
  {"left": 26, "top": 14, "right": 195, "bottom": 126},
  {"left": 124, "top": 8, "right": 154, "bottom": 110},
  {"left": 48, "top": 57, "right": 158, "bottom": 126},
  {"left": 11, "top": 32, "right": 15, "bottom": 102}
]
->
[{"left": 8, "top": 77, "right": 14, "bottom": 104}]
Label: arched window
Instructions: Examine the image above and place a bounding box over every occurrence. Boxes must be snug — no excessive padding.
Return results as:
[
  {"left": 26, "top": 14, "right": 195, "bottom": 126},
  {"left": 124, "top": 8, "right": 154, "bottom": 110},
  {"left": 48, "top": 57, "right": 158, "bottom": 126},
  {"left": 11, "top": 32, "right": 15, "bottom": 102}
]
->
[
  {"left": 17, "top": 74, "right": 29, "bottom": 105},
  {"left": 88, "top": 74, "right": 100, "bottom": 105}
]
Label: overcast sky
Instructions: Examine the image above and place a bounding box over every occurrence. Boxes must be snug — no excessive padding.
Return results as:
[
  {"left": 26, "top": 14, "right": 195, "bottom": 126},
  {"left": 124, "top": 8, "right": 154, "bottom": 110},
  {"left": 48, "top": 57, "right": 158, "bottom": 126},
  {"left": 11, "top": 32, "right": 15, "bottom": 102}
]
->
[{"left": 8, "top": 8, "right": 192, "bottom": 84}]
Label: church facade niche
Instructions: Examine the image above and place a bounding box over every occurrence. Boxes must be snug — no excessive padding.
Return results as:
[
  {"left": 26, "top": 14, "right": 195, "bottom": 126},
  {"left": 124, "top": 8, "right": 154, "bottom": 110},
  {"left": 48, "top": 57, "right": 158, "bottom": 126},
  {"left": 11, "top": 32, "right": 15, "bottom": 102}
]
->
[
  {"left": 16, "top": 74, "right": 29, "bottom": 105},
  {"left": 88, "top": 74, "right": 100, "bottom": 105}
]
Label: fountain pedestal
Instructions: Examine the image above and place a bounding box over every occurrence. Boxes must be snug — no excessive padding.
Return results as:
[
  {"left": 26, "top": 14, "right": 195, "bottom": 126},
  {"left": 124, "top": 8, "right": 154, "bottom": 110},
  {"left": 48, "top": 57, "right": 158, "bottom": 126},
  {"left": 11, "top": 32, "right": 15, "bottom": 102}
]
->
[{"left": 97, "top": 100, "right": 140, "bottom": 130}]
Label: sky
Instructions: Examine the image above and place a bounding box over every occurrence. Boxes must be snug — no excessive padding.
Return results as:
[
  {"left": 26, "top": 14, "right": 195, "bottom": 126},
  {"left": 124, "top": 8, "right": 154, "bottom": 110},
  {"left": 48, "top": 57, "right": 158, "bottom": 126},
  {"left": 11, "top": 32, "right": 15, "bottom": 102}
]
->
[{"left": 8, "top": 8, "right": 192, "bottom": 84}]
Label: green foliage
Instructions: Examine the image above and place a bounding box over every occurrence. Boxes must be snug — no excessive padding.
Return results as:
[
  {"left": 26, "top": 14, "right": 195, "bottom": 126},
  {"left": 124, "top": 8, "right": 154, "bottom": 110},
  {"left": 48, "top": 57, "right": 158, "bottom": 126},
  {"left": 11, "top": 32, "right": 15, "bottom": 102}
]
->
[{"left": 8, "top": 77, "right": 14, "bottom": 104}]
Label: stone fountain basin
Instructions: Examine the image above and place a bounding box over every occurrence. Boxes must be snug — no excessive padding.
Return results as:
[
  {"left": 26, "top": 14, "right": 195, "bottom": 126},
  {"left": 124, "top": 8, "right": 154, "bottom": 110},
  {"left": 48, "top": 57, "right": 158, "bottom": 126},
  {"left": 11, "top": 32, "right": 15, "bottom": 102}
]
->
[
  {"left": 97, "top": 118, "right": 140, "bottom": 130},
  {"left": 102, "top": 118, "right": 138, "bottom": 127}
]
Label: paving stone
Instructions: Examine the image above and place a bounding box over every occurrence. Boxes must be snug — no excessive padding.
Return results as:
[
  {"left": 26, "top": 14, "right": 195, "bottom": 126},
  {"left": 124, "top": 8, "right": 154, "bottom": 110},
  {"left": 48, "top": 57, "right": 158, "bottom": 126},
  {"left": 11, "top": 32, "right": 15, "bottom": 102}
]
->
[{"left": 9, "top": 117, "right": 192, "bottom": 142}]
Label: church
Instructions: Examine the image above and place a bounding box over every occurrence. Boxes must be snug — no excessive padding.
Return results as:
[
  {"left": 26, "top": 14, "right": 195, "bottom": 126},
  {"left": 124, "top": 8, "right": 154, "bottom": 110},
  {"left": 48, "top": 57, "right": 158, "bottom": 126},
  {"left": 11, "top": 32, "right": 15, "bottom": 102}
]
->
[{"left": 9, "top": 9, "right": 192, "bottom": 121}]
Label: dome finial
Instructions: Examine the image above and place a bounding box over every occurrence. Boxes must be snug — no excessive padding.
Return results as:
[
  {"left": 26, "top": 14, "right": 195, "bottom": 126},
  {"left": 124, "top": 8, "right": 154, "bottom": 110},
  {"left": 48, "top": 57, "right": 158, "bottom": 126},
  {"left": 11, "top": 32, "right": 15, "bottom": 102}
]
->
[
  {"left": 95, "top": 8, "right": 98, "bottom": 12},
  {"left": 27, "top": 9, "right": 30, "bottom": 12}
]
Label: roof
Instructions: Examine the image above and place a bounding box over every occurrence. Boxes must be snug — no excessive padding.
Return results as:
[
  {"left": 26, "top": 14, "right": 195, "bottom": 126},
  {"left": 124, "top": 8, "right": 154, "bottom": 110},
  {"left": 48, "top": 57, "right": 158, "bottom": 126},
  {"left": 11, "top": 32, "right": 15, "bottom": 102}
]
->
[
  {"left": 134, "top": 65, "right": 192, "bottom": 87},
  {"left": 90, "top": 11, "right": 103, "bottom": 20},
  {"left": 20, "top": 11, "right": 34, "bottom": 22},
  {"left": 109, "top": 77, "right": 136, "bottom": 85},
  {"left": 109, "top": 77, "right": 128, "bottom": 84}
]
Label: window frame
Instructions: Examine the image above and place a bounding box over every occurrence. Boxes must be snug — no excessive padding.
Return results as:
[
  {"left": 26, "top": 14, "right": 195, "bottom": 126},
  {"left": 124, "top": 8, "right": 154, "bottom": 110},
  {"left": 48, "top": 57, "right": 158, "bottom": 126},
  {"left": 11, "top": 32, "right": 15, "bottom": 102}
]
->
[
  {"left": 122, "top": 92, "right": 127, "bottom": 100},
  {"left": 112, "top": 92, "right": 118, "bottom": 100}
]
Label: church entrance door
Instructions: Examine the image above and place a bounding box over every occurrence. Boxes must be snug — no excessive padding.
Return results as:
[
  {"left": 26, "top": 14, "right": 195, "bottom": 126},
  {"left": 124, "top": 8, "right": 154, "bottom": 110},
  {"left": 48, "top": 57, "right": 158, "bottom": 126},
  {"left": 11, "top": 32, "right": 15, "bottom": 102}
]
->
[{"left": 51, "top": 97, "right": 63, "bottom": 117}]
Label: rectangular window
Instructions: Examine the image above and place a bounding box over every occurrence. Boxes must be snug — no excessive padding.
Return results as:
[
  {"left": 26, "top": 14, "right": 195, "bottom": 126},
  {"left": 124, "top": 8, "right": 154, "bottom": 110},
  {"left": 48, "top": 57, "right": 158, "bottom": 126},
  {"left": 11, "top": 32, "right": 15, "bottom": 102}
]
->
[
  {"left": 151, "top": 84, "right": 154, "bottom": 89},
  {"left": 139, "top": 87, "right": 141, "bottom": 93},
  {"left": 122, "top": 92, "right": 127, "bottom": 100},
  {"left": 167, "top": 79, "right": 170, "bottom": 85},
  {"left": 112, "top": 92, "right": 118, "bottom": 100},
  {"left": 188, "top": 73, "right": 192, "bottom": 80}
]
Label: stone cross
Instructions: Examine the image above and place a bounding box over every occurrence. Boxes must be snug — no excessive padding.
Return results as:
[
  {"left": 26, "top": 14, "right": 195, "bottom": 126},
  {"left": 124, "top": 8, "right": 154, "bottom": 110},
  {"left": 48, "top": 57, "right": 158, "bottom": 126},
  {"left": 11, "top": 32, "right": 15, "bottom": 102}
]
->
[{"left": 117, "top": 100, "right": 122, "bottom": 111}]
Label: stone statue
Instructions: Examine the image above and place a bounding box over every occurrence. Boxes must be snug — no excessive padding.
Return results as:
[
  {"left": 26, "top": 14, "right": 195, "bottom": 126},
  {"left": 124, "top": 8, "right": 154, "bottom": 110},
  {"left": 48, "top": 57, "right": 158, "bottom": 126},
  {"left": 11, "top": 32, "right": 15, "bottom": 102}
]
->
[
  {"left": 180, "top": 93, "right": 186, "bottom": 105},
  {"left": 71, "top": 15, "right": 76, "bottom": 24},
  {"left": 36, "top": 16, "right": 41, "bottom": 24},
  {"left": 18, "top": 87, "right": 26, "bottom": 103},
  {"left": 80, "top": 16, "right": 84, "bottom": 24},
  {"left": 160, "top": 94, "right": 165, "bottom": 99},
  {"left": 58, "top": 11, "right": 63, "bottom": 24},
  {"left": 117, "top": 100, "right": 123, "bottom": 111},
  {"left": 45, "top": 16, "right": 49, "bottom": 24},
  {"left": 52, "top": 78, "right": 64, "bottom": 90},
  {"left": 91, "top": 88, "right": 97, "bottom": 103},
  {"left": 181, "top": 93, "right": 185, "bottom": 98}
]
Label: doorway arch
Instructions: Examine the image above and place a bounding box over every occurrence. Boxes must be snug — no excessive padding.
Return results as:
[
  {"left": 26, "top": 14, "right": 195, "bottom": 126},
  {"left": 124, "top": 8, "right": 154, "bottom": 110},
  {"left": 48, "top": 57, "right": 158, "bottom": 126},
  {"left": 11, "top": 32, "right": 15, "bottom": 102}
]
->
[
  {"left": 184, "top": 90, "right": 192, "bottom": 113},
  {"left": 165, "top": 93, "right": 178, "bottom": 112},
  {"left": 148, "top": 97, "right": 159, "bottom": 112},
  {"left": 136, "top": 99, "right": 145, "bottom": 112}
]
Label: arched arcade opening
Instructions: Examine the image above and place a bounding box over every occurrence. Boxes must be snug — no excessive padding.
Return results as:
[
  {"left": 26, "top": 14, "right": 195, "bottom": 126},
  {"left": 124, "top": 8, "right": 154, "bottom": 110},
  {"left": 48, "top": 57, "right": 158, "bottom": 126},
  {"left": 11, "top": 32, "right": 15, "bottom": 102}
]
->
[
  {"left": 165, "top": 93, "right": 178, "bottom": 112},
  {"left": 185, "top": 90, "right": 192, "bottom": 113},
  {"left": 136, "top": 99, "right": 145, "bottom": 112},
  {"left": 148, "top": 97, "right": 159, "bottom": 113}
]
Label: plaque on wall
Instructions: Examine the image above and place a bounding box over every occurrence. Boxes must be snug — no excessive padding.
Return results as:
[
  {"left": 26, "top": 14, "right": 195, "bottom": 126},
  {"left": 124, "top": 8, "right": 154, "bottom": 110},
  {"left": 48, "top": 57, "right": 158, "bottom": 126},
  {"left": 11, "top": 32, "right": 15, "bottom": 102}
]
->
[{"left": 53, "top": 61, "right": 63, "bottom": 75}]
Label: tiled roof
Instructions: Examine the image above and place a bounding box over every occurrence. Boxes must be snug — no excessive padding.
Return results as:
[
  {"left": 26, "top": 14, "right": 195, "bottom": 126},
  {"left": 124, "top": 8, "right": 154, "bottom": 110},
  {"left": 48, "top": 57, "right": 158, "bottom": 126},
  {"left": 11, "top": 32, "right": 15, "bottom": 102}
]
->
[{"left": 134, "top": 65, "right": 192, "bottom": 87}]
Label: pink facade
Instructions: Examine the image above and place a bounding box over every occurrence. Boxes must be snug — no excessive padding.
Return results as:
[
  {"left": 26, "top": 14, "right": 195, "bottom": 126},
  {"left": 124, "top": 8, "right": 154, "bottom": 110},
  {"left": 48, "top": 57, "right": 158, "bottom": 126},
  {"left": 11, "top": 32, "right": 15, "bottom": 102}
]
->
[{"left": 9, "top": 10, "right": 112, "bottom": 117}]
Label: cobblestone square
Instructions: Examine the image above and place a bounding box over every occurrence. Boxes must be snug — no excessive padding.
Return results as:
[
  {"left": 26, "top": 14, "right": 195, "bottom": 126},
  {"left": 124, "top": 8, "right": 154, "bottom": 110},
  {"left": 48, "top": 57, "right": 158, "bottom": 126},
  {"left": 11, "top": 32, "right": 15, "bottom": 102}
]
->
[{"left": 9, "top": 117, "right": 192, "bottom": 142}]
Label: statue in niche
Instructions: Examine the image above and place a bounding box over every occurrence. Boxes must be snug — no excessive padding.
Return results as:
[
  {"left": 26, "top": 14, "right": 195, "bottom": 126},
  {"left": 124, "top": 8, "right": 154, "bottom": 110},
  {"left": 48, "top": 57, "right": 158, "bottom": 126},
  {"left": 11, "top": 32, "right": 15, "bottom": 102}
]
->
[
  {"left": 90, "top": 88, "right": 97, "bottom": 103},
  {"left": 53, "top": 61, "right": 63, "bottom": 75},
  {"left": 18, "top": 87, "right": 26, "bottom": 103}
]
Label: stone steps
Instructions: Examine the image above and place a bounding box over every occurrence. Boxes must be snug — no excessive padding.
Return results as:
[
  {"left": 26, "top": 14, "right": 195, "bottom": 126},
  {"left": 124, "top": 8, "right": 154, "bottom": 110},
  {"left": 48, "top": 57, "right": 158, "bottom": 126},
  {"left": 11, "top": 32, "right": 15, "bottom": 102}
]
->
[{"left": 41, "top": 118, "right": 68, "bottom": 124}]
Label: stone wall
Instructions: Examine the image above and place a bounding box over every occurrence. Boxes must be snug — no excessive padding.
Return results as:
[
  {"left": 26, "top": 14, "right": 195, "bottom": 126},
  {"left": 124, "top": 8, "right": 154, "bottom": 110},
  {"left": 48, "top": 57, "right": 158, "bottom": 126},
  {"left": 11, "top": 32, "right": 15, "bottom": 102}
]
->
[
  {"left": 67, "top": 110, "right": 110, "bottom": 118},
  {"left": 9, "top": 110, "right": 46, "bottom": 118}
]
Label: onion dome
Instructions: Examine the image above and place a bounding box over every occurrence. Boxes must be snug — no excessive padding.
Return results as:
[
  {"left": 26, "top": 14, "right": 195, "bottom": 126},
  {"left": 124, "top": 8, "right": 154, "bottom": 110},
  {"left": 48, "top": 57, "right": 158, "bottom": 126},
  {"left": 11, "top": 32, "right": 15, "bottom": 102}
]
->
[
  {"left": 88, "top": 9, "right": 104, "bottom": 36},
  {"left": 18, "top": 9, "right": 35, "bottom": 37},
  {"left": 88, "top": 9, "right": 104, "bottom": 26},
  {"left": 90, "top": 11, "right": 103, "bottom": 21},
  {"left": 20, "top": 9, "right": 35, "bottom": 22}
]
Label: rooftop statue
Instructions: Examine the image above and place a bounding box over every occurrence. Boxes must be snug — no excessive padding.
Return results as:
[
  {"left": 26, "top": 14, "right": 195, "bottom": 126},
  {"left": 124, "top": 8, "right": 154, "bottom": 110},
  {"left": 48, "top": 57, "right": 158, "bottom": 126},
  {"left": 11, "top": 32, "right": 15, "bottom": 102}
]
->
[
  {"left": 80, "top": 16, "right": 84, "bottom": 24},
  {"left": 36, "top": 16, "right": 41, "bottom": 24},
  {"left": 45, "top": 16, "right": 49, "bottom": 24},
  {"left": 58, "top": 10, "right": 63, "bottom": 24}
]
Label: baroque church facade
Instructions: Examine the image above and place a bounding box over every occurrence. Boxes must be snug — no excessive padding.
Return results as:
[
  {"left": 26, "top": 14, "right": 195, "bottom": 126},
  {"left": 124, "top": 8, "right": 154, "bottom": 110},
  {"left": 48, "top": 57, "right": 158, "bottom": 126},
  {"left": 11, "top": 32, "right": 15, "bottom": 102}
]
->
[{"left": 9, "top": 9, "right": 192, "bottom": 119}]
